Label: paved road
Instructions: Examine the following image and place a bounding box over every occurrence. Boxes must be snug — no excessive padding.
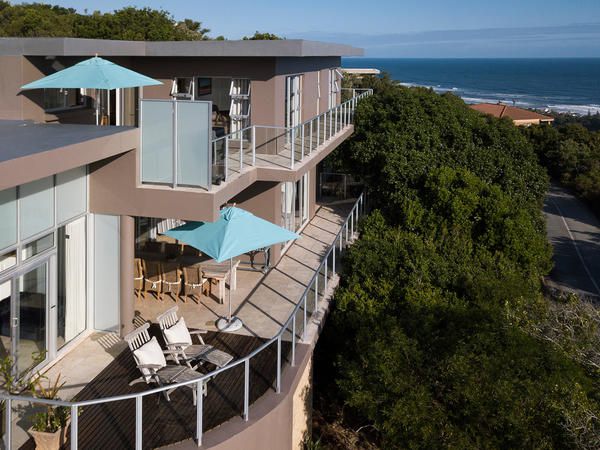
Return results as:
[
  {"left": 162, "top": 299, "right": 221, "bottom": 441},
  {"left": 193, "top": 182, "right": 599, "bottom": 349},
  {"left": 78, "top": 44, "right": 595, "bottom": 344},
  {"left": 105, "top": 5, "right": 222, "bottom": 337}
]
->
[{"left": 544, "top": 183, "right": 600, "bottom": 297}]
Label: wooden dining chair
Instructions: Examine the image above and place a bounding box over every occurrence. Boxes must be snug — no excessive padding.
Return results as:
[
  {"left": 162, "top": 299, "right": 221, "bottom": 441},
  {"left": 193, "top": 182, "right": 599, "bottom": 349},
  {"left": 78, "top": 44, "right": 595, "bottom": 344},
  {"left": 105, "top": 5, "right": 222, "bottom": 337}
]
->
[
  {"left": 161, "top": 262, "right": 182, "bottom": 301},
  {"left": 143, "top": 260, "right": 163, "bottom": 301},
  {"left": 182, "top": 265, "right": 210, "bottom": 303}
]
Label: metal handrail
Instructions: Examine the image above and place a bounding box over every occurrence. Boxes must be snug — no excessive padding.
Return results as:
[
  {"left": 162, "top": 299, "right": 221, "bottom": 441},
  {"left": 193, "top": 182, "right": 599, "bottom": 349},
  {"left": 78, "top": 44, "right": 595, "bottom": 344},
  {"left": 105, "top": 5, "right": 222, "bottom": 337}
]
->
[
  {"left": 1, "top": 192, "right": 366, "bottom": 449},
  {"left": 211, "top": 90, "right": 372, "bottom": 180}
]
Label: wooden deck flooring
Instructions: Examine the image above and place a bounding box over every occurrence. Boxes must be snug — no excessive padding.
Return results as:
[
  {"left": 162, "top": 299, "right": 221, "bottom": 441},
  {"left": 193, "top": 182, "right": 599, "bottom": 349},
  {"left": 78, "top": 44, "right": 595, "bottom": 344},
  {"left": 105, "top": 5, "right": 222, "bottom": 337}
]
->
[{"left": 20, "top": 328, "right": 291, "bottom": 450}]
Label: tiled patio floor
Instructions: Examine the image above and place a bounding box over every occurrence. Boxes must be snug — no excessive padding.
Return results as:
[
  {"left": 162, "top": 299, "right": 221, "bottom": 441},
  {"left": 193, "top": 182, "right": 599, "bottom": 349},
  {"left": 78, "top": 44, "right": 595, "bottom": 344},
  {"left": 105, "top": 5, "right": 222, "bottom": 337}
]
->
[{"left": 136, "top": 202, "right": 353, "bottom": 340}]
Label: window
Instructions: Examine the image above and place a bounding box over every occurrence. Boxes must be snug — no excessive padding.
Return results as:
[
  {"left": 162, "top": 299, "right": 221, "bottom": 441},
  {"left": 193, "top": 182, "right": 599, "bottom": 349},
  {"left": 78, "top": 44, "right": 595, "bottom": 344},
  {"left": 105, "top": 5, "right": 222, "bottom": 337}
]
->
[
  {"left": 0, "top": 188, "right": 17, "bottom": 251},
  {"left": 19, "top": 177, "right": 54, "bottom": 240},
  {"left": 43, "top": 88, "right": 85, "bottom": 112},
  {"left": 56, "top": 166, "right": 87, "bottom": 224},
  {"left": 21, "top": 234, "right": 54, "bottom": 261},
  {"left": 0, "top": 250, "right": 16, "bottom": 273},
  {"left": 196, "top": 78, "right": 212, "bottom": 96}
]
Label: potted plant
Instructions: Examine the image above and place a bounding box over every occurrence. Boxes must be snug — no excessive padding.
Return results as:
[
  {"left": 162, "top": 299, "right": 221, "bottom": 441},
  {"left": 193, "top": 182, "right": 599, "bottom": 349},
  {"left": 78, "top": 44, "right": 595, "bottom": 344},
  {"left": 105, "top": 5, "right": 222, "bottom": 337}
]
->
[{"left": 27, "top": 374, "right": 71, "bottom": 450}]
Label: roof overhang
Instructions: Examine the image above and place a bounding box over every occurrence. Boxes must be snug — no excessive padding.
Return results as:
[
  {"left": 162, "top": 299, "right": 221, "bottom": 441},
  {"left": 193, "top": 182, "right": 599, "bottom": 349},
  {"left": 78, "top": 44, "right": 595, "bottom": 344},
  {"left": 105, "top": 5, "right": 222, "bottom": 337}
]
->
[
  {"left": 0, "top": 121, "right": 138, "bottom": 190},
  {"left": 0, "top": 38, "right": 363, "bottom": 58}
]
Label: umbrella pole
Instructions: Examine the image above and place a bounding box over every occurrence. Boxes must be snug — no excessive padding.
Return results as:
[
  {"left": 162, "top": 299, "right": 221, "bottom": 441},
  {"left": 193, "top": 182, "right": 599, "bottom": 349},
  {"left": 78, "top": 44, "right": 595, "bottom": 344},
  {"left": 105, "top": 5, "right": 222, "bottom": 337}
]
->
[
  {"left": 228, "top": 257, "right": 233, "bottom": 321},
  {"left": 95, "top": 88, "right": 99, "bottom": 126}
]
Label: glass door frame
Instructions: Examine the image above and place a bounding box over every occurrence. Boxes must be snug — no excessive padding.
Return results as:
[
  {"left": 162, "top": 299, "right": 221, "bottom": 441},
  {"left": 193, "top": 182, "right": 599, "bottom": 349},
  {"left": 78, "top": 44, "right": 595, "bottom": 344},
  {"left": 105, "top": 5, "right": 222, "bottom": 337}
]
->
[{"left": 0, "top": 252, "right": 54, "bottom": 376}]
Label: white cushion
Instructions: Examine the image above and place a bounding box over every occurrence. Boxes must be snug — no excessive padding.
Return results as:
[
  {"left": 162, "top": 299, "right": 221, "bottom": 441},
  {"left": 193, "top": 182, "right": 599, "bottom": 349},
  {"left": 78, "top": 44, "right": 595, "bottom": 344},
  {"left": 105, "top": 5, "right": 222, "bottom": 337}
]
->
[
  {"left": 133, "top": 336, "right": 166, "bottom": 377},
  {"left": 163, "top": 317, "right": 192, "bottom": 346}
]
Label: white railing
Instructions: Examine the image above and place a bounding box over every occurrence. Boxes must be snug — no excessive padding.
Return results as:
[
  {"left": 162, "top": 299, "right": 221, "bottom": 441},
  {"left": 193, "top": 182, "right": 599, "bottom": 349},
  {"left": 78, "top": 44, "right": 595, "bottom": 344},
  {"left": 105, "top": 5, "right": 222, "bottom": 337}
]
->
[
  {"left": 0, "top": 193, "right": 367, "bottom": 450},
  {"left": 211, "top": 89, "right": 372, "bottom": 183}
]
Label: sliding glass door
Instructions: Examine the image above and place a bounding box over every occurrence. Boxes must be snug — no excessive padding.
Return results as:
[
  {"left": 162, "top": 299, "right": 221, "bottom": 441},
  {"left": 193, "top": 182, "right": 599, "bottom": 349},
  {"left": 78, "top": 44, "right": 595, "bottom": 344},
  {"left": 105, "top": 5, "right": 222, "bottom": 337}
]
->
[
  {"left": 17, "top": 263, "right": 48, "bottom": 374},
  {"left": 281, "top": 173, "right": 310, "bottom": 234}
]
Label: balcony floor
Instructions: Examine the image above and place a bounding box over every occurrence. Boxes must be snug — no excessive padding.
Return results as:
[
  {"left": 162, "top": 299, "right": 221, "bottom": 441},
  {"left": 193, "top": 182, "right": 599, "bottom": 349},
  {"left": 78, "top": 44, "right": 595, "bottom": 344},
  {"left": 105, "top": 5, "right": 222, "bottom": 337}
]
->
[
  {"left": 135, "top": 202, "right": 352, "bottom": 340},
  {"left": 13, "top": 202, "right": 355, "bottom": 449}
]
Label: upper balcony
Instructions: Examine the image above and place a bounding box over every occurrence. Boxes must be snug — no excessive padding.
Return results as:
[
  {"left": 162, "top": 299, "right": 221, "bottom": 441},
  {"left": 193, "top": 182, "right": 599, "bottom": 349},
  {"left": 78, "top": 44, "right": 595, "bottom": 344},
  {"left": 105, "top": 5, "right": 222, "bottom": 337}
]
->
[{"left": 139, "top": 89, "right": 373, "bottom": 193}]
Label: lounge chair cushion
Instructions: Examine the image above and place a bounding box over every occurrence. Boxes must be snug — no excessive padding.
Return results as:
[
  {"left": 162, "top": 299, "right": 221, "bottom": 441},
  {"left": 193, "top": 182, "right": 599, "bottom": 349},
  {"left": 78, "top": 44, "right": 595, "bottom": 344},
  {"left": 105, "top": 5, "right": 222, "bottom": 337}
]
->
[
  {"left": 133, "top": 336, "right": 167, "bottom": 376},
  {"left": 163, "top": 317, "right": 192, "bottom": 346}
]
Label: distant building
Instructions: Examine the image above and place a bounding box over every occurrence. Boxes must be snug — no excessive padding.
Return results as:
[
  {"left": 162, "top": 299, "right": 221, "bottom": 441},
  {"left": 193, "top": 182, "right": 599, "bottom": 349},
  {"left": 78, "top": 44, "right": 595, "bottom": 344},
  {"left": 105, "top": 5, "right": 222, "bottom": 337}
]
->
[
  {"left": 470, "top": 103, "right": 554, "bottom": 126},
  {"left": 341, "top": 68, "right": 381, "bottom": 77}
]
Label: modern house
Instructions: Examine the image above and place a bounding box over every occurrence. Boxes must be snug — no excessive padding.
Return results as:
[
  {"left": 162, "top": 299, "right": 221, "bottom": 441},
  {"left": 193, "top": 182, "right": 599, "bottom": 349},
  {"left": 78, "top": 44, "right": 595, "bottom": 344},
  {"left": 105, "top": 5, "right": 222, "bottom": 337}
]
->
[
  {"left": 469, "top": 102, "right": 554, "bottom": 126},
  {"left": 0, "top": 37, "right": 371, "bottom": 449}
]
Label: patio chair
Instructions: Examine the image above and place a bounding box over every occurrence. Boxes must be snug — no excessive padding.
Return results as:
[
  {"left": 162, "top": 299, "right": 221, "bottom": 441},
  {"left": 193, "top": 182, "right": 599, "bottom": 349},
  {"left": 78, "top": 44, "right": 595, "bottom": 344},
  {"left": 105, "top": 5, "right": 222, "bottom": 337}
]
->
[
  {"left": 157, "top": 306, "right": 234, "bottom": 369},
  {"left": 124, "top": 323, "right": 206, "bottom": 404},
  {"left": 182, "top": 265, "right": 210, "bottom": 303},
  {"left": 161, "top": 262, "right": 181, "bottom": 301},
  {"left": 134, "top": 258, "right": 144, "bottom": 301},
  {"left": 142, "top": 260, "right": 163, "bottom": 301}
]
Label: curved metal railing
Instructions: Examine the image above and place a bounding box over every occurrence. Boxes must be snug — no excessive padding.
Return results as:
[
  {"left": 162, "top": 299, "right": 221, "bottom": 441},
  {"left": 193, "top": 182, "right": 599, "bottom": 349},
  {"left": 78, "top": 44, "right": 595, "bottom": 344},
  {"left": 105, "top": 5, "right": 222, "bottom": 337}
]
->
[{"left": 1, "top": 193, "right": 366, "bottom": 449}]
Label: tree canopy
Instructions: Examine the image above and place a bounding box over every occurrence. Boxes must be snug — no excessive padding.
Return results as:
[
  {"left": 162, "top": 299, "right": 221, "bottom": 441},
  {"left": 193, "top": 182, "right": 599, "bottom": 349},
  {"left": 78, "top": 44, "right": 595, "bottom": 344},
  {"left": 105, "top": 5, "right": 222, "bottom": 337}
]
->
[
  {"left": 314, "top": 77, "right": 600, "bottom": 449},
  {"left": 242, "top": 31, "right": 282, "bottom": 40},
  {"left": 0, "top": 2, "right": 212, "bottom": 40}
]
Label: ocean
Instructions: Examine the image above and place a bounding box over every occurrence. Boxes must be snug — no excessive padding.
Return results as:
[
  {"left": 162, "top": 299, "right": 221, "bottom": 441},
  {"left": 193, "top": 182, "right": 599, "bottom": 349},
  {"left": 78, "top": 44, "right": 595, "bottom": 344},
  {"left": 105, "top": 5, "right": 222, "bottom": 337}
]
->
[{"left": 342, "top": 58, "right": 600, "bottom": 115}]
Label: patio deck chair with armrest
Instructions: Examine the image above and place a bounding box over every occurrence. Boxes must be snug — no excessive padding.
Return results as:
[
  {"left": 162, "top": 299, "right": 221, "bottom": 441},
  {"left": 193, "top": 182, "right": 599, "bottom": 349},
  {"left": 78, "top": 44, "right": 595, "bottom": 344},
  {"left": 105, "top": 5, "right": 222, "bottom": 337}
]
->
[
  {"left": 124, "top": 323, "right": 206, "bottom": 404},
  {"left": 182, "top": 265, "right": 210, "bottom": 303},
  {"left": 157, "top": 306, "right": 234, "bottom": 369}
]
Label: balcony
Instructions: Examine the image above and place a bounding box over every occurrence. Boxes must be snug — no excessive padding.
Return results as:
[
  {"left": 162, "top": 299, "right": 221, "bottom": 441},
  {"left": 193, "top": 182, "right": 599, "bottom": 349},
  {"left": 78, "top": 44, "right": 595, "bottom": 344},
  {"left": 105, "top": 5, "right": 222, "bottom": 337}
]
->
[
  {"left": 139, "top": 90, "right": 372, "bottom": 192},
  {"left": 1, "top": 193, "right": 366, "bottom": 449}
]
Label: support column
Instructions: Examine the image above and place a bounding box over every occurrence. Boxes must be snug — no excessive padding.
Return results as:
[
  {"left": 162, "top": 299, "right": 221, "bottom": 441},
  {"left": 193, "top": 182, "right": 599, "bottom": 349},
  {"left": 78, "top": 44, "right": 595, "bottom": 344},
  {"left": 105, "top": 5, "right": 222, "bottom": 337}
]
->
[{"left": 120, "top": 215, "right": 135, "bottom": 337}]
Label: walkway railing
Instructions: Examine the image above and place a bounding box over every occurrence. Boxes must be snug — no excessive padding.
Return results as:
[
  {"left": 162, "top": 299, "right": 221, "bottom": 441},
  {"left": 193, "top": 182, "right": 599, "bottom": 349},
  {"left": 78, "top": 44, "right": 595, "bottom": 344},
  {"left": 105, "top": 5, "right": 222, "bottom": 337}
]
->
[
  {"left": 212, "top": 89, "right": 372, "bottom": 182},
  {"left": 0, "top": 193, "right": 366, "bottom": 449}
]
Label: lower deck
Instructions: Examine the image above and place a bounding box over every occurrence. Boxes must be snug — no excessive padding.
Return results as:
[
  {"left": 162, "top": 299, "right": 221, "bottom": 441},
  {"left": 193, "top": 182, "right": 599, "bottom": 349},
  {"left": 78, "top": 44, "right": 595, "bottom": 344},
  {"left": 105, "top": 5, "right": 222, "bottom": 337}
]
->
[{"left": 12, "top": 201, "right": 357, "bottom": 449}]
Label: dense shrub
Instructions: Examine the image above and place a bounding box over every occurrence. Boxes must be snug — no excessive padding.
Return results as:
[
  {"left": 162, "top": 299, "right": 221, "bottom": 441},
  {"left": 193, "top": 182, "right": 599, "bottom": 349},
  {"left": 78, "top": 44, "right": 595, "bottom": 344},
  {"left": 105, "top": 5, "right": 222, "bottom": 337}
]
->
[
  {"left": 316, "top": 80, "right": 600, "bottom": 449},
  {"left": 523, "top": 121, "right": 600, "bottom": 213}
]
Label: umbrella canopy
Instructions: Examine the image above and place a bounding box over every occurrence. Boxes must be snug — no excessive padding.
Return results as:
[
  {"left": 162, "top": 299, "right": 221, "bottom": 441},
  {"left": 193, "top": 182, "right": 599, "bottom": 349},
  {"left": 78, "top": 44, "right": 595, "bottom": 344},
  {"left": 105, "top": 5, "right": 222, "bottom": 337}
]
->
[
  {"left": 164, "top": 207, "right": 300, "bottom": 262},
  {"left": 20, "top": 56, "right": 162, "bottom": 90}
]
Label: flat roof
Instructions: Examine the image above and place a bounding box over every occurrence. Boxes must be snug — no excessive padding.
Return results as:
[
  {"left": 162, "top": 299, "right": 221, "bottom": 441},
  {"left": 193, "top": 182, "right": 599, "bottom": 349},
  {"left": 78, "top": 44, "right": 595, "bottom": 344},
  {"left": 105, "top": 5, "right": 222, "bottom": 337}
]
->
[
  {"left": 0, "top": 38, "right": 363, "bottom": 57},
  {"left": 470, "top": 103, "right": 554, "bottom": 122},
  {"left": 0, "top": 120, "right": 138, "bottom": 190}
]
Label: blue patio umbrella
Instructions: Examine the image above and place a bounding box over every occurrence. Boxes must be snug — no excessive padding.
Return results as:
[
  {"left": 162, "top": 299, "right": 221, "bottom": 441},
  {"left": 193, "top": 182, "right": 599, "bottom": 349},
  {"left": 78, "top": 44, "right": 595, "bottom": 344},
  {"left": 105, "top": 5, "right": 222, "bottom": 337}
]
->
[
  {"left": 21, "top": 56, "right": 162, "bottom": 124},
  {"left": 164, "top": 207, "right": 300, "bottom": 331}
]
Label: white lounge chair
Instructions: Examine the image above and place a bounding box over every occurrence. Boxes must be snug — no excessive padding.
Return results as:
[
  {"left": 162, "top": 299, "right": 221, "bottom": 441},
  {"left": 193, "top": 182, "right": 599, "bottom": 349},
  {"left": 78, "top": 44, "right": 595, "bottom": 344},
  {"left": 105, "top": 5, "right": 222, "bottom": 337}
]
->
[
  {"left": 157, "top": 306, "right": 234, "bottom": 369},
  {"left": 124, "top": 323, "right": 206, "bottom": 404}
]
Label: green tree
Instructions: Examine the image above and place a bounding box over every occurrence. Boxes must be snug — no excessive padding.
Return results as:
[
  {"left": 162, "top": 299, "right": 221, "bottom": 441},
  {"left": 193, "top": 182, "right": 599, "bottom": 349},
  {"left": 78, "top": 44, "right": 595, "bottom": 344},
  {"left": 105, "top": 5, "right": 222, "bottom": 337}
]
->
[{"left": 242, "top": 31, "right": 282, "bottom": 40}]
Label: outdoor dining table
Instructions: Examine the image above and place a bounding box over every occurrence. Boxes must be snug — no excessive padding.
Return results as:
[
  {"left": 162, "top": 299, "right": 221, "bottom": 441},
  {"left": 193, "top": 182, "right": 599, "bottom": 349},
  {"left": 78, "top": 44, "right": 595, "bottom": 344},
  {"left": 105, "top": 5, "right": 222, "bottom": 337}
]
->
[{"left": 201, "top": 260, "right": 240, "bottom": 303}]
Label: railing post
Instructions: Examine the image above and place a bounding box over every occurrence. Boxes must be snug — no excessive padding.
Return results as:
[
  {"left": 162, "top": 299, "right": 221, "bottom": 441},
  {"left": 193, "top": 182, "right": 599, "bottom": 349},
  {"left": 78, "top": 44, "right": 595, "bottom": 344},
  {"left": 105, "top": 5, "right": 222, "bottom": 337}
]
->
[
  {"left": 276, "top": 336, "right": 282, "bottom": 393},
  {"left": 70, "top": 405, "right": 78, "bottom": 450},
  {"left": 239, "top": 131, "right": 244, "bottom": 171},
  {"left": 329, "top": 109, "right": 333, "bottom": 140},
  {"left": 339, "top": 233, "right": 342, "bottom": 251},
  {"left": 136, "top": 396, "right": 143, "bottom": 450},
  {"left": 302, "top": 295, "right": 307, "bottom": 340},
  {"left": 309, "top": 120, "right": 313, "bottom": 154},
  {"left": 324, "top": 257, "right": 328, "bottom": 293},
  {"left": 316, "top": 115, "right": 320, "bottom": 148},
  {"left": 315, "top": 273, "right": 319, "bottom": 305},
  {"left": 345, "top": 221, "right": 349, "bottom": 243},
  {"left": 4, "top": 398, "right": 11, "bottom": 449},
  {"left": 224, "top": 137, "right": 229, "bottom": 181},
  {"left": 301, "top": 125, "right": 305, "bottom": 161},
  {"left": 243, "top": 359, "right": 250, "bottom": 421},
  {"left": 251, "top": 126, "right": 256, "bottom": 166},
  {"left": 351, "top": 208, "right": 354, "bottom": 238},
  {"left": 291, "top": 315, "right": 296, "bottom": 367},
  {"left": 334, "top": 106, "right": 338, "bottom": 134},
  {"left": 196, "top": 381, "right": 203, "bottom": 447},
  {"left": 332, "top": 244, "right": 336, "bottom": 273},
  {"left": 290, "top": 127, "right": 295, "bottom": 169}
]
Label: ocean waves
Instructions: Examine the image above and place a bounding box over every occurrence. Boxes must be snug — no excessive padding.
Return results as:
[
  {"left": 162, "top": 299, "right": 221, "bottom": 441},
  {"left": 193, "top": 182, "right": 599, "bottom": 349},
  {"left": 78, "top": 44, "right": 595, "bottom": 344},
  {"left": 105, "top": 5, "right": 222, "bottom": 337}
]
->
[{"left": 347, "top": 58, "right": 600, "bottom": 116}]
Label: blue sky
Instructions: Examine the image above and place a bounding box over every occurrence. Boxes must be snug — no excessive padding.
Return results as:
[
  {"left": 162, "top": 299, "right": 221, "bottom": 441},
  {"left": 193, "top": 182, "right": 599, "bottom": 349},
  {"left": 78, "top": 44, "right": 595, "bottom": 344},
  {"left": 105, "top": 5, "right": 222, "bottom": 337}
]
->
[{"left": 21, "top": 0, "right": 600, "bottom": 57}]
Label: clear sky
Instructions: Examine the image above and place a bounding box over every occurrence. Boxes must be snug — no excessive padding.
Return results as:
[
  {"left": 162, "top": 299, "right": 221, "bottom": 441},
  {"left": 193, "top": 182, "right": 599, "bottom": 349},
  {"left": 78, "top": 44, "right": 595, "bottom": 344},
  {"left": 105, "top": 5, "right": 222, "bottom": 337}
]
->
[{"left": 17, "top": 0, "right": 600, "bottom": 57}]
